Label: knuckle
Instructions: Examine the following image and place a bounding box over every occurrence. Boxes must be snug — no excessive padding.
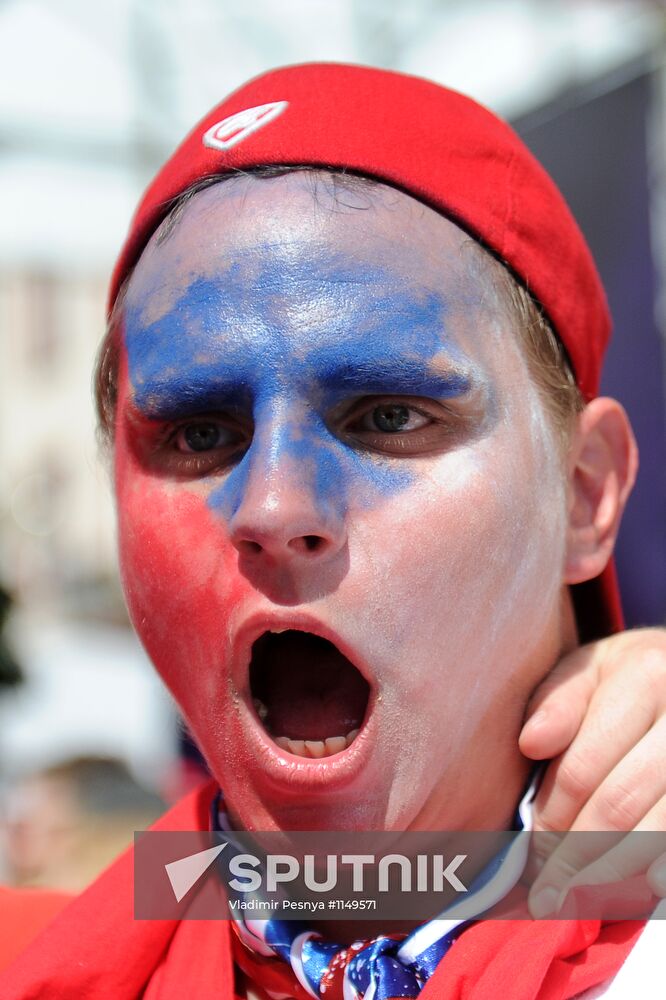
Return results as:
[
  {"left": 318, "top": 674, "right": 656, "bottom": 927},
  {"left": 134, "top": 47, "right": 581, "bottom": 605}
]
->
[
  {"left": 531, "top": 831, "right": 562, "bottom": 860},
  {"left": 596, "top": 780, "right": 642, "bottom": 830},
  {"left": 534, "top": 813, "right": 560, "bottom": 835},
  {"left": 552, "top": 752, "right": 595, "bottom": 805},
  {"left": 631, "top": 645, "right": 666, "bottom": 681},
  {"left": 544, "top": 853, "right": 584, "bottom": 885}
]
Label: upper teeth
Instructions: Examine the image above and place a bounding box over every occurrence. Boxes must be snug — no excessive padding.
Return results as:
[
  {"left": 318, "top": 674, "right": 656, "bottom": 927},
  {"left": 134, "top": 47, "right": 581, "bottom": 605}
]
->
[{"left": 253, "top": 698, "right": 268, "bottom": 721}]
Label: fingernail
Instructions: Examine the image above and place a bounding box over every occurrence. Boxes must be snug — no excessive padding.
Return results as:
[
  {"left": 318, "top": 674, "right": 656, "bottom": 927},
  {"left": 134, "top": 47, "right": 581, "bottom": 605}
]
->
[
  {"left": 529, "top": 886, "right": 560, "bottom": 918},
  {"left": 648, "top": 859, "right": 666, "bottom": 895}
]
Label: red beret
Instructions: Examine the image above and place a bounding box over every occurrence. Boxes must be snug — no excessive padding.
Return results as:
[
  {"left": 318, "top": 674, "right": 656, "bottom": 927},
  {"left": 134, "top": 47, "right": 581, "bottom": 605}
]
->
[
  {"left": 109, "top": 61, "right": 610, "bottom": 400},
  {"left": 108, "top": 61, "right": 622, "bottom": 638}
]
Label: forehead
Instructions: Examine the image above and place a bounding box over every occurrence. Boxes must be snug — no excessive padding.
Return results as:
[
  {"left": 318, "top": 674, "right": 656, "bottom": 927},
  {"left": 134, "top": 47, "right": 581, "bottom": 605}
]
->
[{"left": 124, "top": 172, "right": 507, "bottom": 333}]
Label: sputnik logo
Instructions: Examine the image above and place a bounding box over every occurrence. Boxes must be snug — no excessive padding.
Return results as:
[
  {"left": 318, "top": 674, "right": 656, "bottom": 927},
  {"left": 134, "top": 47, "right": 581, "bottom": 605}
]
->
[
  {"left": 202, "top": 101, "right": 289, "bottom": 150},
  {"left": 165, "top": 842, "right": 227, "bottom": 902}
]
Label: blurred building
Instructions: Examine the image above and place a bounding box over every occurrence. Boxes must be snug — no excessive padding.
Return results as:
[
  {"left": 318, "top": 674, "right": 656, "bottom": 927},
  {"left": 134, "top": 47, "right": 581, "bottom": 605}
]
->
[{"left": 0, "top": 0, "right": 664, "bottom": 785}]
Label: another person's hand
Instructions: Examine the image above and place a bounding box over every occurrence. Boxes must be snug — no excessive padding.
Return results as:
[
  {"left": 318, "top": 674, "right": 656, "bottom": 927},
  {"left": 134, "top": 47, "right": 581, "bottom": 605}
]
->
[{"left": 519, "top": 628, "right": 666, "bottom": 917}]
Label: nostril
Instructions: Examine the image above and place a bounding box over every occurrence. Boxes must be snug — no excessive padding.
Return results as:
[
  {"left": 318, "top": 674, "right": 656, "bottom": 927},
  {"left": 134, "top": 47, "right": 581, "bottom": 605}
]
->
[
  {"left": 234, "top": 533, "right": 335, "bottom": 558},
  {"left": 239, "top": 539, "right": 263, "bottom": 555},
  {"left": 287, "top": 534, "right": 327, "bottom": 554}
]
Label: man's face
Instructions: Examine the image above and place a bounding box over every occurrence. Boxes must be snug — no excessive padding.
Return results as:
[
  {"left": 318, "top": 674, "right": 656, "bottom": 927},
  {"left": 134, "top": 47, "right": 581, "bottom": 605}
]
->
[{"left": 115, "top": 175, "right": 570, "bottom": 832}]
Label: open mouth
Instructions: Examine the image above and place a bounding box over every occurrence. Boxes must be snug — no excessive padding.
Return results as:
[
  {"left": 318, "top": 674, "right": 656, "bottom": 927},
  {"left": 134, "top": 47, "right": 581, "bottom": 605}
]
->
[{"left": 249, "top": 630, "right": 370, "bottom": 759}]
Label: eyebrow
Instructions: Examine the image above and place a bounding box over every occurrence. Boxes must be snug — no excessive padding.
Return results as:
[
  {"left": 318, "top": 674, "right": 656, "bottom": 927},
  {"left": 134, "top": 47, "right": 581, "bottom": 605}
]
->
[
  {"left": 316, "top": 358, "right": 473, "bottom": 399},
  {"left": 131, "top": 357, "right": 475, "bottom": 420},
  {"left": 130, "top": 375, "right": 252, "bottom": 420}
]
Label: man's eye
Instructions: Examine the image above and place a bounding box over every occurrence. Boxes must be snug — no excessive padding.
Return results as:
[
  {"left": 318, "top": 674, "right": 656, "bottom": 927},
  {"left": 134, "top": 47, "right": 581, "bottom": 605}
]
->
[
  {"left": 337, "top": 395, "right": 464, "bottom": 457},
  {"left": 175, "top": 422, "right": 233, "bottom": 452},
  {"left": 359, "top": 404, "right": 429, "bottom": 434}
]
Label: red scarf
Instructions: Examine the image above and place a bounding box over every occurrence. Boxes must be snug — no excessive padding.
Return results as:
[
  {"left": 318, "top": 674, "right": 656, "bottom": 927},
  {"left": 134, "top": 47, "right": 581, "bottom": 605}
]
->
[{"left": 0, "top": 782, "right": 645, "bottom": 999}]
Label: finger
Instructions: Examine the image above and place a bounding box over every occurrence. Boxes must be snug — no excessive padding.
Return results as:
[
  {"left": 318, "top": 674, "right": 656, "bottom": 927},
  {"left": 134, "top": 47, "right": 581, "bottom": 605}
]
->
[
  {"left": 519, "top": 645, "right": 601, "bottom": 760},
  {"left": 527, "top": 830, "right": 622, "bottom": 918},
  {"left": 532, "top": 673, "right": 657, "bottom": 833},
  {"left": 557, "top": 804, "right": 666, "bottom": 918},
  {"left": 531, "top": 740, "right": 666, "bottom": 915},
  {"left": 529, "top": 785, "right": 666, "bottom": 918},
  {"left": 647, "top": 852, "right": 666, "bottom": 897},
  {"left": 565, "top": 717, "right": 666, "bottom": 832}
]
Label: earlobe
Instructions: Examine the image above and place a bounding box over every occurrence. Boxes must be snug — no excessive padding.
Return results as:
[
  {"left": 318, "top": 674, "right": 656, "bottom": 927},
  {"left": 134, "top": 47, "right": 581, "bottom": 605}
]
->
[{"left": 564, "top": 397, "right": 638, "bottom": 585}]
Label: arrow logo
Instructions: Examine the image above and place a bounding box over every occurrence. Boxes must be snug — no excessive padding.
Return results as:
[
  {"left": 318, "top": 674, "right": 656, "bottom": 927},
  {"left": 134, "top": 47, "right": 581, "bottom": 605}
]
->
[
  {"left": 202, "top": 102, "right": 289, "bottom": 150},
  {"left": 165, "top": 842, "right": 227, "bottom": 902}
]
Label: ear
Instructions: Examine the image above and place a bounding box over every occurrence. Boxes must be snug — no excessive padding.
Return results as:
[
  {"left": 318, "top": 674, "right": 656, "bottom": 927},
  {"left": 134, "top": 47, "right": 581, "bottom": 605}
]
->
[{"left": 564, "top": 397, "right": 638, "bottom": 585}]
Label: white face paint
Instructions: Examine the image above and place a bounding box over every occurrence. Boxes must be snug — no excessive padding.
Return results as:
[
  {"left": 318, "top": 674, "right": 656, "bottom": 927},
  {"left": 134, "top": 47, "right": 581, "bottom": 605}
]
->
[{"left": 116, "top": 174, "right": 571, "bottom": 833}]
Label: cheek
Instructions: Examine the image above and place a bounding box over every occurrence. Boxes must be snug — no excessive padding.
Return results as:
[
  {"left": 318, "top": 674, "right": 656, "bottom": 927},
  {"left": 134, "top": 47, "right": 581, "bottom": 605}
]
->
[
  {"left": 115, "top": 448, "right": 248, "bottom": 711},
  {"left": 351, "top": 438, "right": 566, "bottom": 683}
]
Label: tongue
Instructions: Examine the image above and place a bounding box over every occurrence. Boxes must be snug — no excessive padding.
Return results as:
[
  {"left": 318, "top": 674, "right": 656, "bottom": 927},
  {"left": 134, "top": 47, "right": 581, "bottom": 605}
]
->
[{"left": 250, "top": 631, "right": 369, "bottom": 741}]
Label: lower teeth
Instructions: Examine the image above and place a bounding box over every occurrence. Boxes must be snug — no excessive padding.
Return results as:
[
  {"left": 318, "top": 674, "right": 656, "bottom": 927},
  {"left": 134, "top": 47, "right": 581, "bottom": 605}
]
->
[
  {"left": 273, "top": 730, "right": 359, "bottom": 758},
  {"left": 252, "top": 698, "right": 360, "bottom": 757}
]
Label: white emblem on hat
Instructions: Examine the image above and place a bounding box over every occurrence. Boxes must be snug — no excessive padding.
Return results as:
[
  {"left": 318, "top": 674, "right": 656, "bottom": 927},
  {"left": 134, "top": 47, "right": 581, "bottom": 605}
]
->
[{"left": 202, "top": 101, "right": 289, "bottom": 151}]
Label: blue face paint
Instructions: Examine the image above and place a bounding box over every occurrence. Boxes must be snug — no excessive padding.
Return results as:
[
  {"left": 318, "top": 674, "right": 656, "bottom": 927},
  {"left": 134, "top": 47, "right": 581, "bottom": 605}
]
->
[{"left": 123, "top": 252, "right": 474, "bottom": 520}]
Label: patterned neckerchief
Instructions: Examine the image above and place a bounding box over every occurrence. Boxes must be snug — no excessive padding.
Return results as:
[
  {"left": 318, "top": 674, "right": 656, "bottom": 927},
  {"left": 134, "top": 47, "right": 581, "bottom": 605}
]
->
[{"left": 212, "top": 779, "right": 537, "bottom": 1000}]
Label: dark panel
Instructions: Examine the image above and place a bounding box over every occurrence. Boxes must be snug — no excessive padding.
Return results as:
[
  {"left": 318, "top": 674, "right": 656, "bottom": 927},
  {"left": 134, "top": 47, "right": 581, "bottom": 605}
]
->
[{"left": 514, "top": 72, "right": 666, "bottom": 626}]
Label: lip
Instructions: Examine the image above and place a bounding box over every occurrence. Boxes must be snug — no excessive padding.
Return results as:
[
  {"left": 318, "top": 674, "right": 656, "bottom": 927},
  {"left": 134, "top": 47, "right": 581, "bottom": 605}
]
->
[{"left": 231, "top": 610, "right": 378, "bottom": 793}]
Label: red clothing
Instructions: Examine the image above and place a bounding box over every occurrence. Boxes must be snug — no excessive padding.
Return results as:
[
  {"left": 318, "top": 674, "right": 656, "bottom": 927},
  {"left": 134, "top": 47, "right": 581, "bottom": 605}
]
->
[
  {"left": 0, "top": 887, "right": 71, "bottom": 973},
  {"left": 0, "top": 782, "right": 645, "bottom": 999}
]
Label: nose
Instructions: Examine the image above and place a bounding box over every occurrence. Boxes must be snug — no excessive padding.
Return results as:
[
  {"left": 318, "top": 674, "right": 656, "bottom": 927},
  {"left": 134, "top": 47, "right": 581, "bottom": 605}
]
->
[{"left": 225, "top": 432, "right": 347, "bottom": 566}]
